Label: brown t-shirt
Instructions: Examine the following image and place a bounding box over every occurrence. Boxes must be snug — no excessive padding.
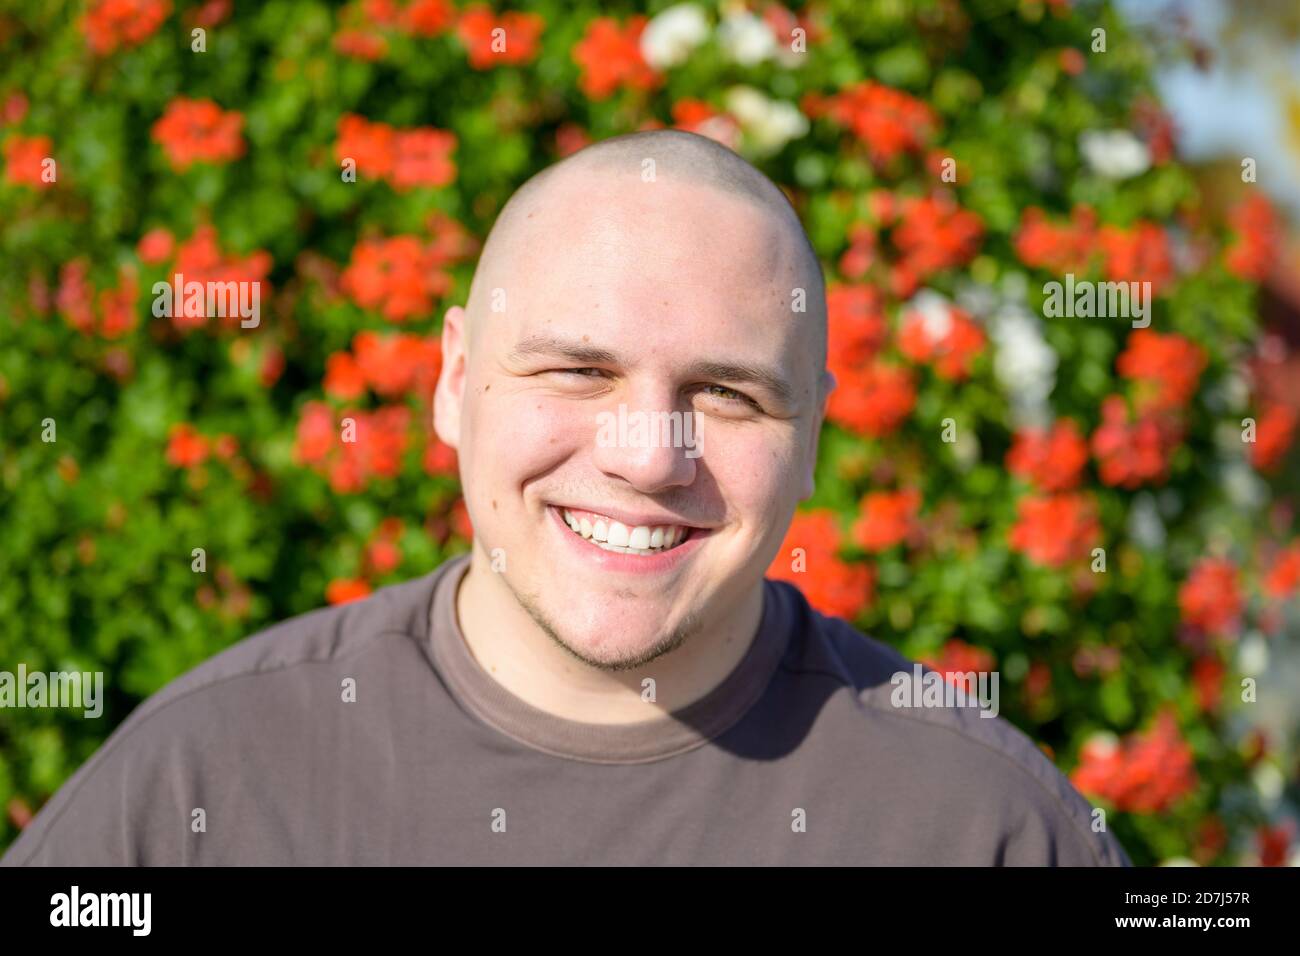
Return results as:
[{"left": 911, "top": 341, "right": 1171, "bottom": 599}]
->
[{"left": 2, "top": 555, "right": 1130, "bottom": 866}]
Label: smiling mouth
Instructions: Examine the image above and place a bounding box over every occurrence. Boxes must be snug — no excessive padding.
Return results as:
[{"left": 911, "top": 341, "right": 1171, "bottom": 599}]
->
[{"left": 558, "top": 507, "right": 694, "bottom": 556}]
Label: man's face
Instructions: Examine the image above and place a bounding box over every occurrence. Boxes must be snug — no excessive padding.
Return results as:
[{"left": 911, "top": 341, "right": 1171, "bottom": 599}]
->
[{"left": 436, "top": 172, "right": 826, "bottom": 669}]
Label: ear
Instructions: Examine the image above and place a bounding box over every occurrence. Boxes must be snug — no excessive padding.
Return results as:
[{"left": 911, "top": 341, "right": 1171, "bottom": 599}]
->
[
  {"left": 434, "top": 305, "right": 468, "bottom": 449},
  {"left": 800, "top": 370, "right": 835, "bottom": 501}
]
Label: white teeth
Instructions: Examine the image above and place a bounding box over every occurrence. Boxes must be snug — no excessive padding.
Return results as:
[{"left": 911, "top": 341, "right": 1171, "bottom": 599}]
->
[{"left": 560, "top": 509, "right": 690, "bottom": 554}]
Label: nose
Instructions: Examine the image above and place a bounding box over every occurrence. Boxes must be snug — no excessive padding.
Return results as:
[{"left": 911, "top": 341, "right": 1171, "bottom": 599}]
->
[{"left": 590, "top": 388, "right": 699, "bottom": 493}]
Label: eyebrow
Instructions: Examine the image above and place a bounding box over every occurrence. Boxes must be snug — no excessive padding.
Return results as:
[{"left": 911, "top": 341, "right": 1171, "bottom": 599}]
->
[{"left": 507, "top": 333, "right": 797, "bottom": 406}]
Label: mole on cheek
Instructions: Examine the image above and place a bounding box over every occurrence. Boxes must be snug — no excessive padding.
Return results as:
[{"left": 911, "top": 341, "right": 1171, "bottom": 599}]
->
[{"left": 492, "top": 500, "right": 498, "bottom": 511}]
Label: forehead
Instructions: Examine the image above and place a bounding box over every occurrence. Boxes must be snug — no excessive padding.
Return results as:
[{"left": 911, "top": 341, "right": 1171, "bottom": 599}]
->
[{"left": 492, "top": 174, "right": 818, "bottom": 376}]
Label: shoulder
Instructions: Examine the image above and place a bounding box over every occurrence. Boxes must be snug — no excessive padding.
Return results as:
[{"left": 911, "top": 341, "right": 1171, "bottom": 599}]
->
[
  {"left": 1, "top": 566, "right": 447, "bottom": 866},
  {"left": 765, "top": 578, "right": 1131, "bottom": 866},
  {"left": 123, "top": 568, "right": 440, "bottom": 723}
]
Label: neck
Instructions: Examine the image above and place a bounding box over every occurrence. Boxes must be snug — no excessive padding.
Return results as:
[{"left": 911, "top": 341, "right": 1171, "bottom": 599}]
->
[{"left": 452, "top": 546, "right": 765, "bottom": 724}]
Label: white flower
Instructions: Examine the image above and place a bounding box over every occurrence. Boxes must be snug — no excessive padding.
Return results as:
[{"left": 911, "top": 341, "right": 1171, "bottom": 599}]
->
[
  {"left": 640, "top": 4, "right": 710, "bottom": 70},
  {"left": 1252, "top": 763, "right": 1284, "bottom": 808},
  {"left": 1126, "top": 493, "right": 1166, "bottom": 551},
  {"left": 1237, "top": 632, "right": 1269, "bottom": 676},
  {"left": 906, "top": 289, "right": 954, "bottom": 342},
  {"left": 987, "top": 303, "right": 1057, "bottom": 428},
  {"left": 723, "top": 86, "right": 808, "bottom": 155},
  {"left": 1221, "top": 460, "right": 1267, "bottom": 511},
  {"left": 1079, "top": 129, "right": 1151, "bottom": 180},
  {"left": 718, "top": 11, "right": 777, "bottom": 66}
]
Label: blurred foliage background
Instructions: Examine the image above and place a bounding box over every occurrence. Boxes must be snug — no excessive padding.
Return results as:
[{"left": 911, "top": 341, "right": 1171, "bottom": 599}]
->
[{"left": 2, "top": 0, "right": 1299, "bottom": 865}]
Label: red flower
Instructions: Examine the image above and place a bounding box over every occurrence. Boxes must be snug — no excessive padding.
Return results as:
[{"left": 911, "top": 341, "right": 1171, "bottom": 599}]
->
[
  {"left": 365, "top": 519, "right": 404, "bottom": 574},
  {"left": 334, "top": 28, "right": 388, "bottom": 60},
  {"left": 326, "top": 578, "right": 372, "bottom": 605},
  {"left": 921, "top": 639, "right": 996, "bottom": 693},
  {"left": 136, "top": 228, "right": 174, "bottom": 265},
  {"left": 335, "top": 114, "right": 395, "bottom": 178},
  {"left": 1013, "top": 205, "right": 1098, "bottom": 274},
  {"left": 1116, "top": 329, "right": 1206, "bottom": 412},
  {"left": 573, "top": 17, "right": 660, "bottom": 100},
  {"left": 1097, "top": 221, "right": 1174, "bottom": 294},
  {"left": 1006, "top": 419, "right": 1089, "bottom": 491},
  {"left": 1191, "top": 655, "right": 1225, "bottom": 714},
  {"left": 55, "top": 260, "right": 139, "bottom": 339},
  {"left": 259, "top": 343, "right": 285, "bottom": 387},
  {"left": 1264, "top": 544, "right": 1300, "bottom": 599},
  {"left": 81, "top": 0, "right": 171, "bottom": 56},
  {"left": 96, "top": 271, "right": 139, "bottom": 339},
  {"left": 336, "top": 406, "right": 412, "bottom": 492},
  {"left": 853, "top": 489, "right": 921, "bottom": 551},
  {"left": 671, "top": 98, "right": 740, "bottom": 149},
  {"left": 168, "top": 225, "right": 273, "bottom": 332},
  {"left": 1008, "top": 492, "right": 1101, "bottom": 568},
  {"left": 555, "top": 122, "right": 592, "bottom": 158},
  {"left": 55, "top": 260, "right": 95, "bottom": 333},
  {"left": 1251, "top": 403, "right": 1297, "bottom": 473},
  {"left": 423, "top": 437, "right": 459, "bottom": 477},
  {"left": 2, "top": 92, "right": 29, "bottom": 126},
  {"left": 767, "top": 510, "right": 874, "bottom": 620},
  {"left": 891, "top": 194, "right": 983, "bottom": 289},
  {"left": 897, "top": 303, "right": 985, "bottom": 380},
  {"left": 293, "top": 401, "right": 336, "bottom": 465},
  {"left": 1090, "top": 395, "right": 1181, "bottom": 489},
  {"left": 401, "top": 0, "right": 455, "bottom": 36},
  {"left": 295, "top": 404, "right": 412, "bottom": 493},
  {"left": 1257, "top": 822, "right": 1294, "bottom": 867},
  {"left": 340, "top": 235, "right": 452, "bottom": 322},
  {"left": 390, "top": 127, "right": 457, "bottom": 190},
  {"left": 826, "top": 361, "right": 916, "bottom": 438},
  {"left": 1058, "top": 48, "right": 1086, "bottom": 75},
  {"left": 456, "top": 6, "right": 544, "bottom": 68},
  {"left": 1178, "top": 557, "right": 1242, "bottom": 638},
  {"left": 166, "top": 423, "right": 209, "bottom": 468},
  {"left": 837, "top": 223, "right": 876, "bottom": 278},
  {"left": 1071, "top": 709, "right": 1197, "bottom": 814},
  {"left": 3, "top": 134, "right": 54, "bottom": 189},
  {"left": 151, "top": 97, "right": 245, "bottom": 171},
  {"left": 1132, "top": 96, "right": 1176, "bottom": 165},
  {"left": 1224, "top": 193, "right": 1280, "bottom": 282},
  {"left": 213, "top": 434, "right": 239, "bottom": 460},
  {"left": 826, "top": 284, "right": 887, "bottom": 366},
  {"left": 813, "top": 81, "right": 936, "bottom": 166},
  {"left": 324, "top": 352, "right": 367, "bottom": 400},
  {"left": 188, "top": 0, "right": 231, "bottom": 29},
  {"left": 353, "top": 330, "right": 442, "bottom": 398}
]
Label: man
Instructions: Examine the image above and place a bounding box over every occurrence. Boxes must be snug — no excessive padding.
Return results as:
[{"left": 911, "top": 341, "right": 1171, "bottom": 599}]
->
[{"left": 3, "top": 130, "right": 1130, "bottom": 866}]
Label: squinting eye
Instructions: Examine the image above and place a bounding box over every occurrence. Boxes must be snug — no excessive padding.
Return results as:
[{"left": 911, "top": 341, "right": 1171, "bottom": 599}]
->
[
  {"left": 702, "top": 384, "right": 757, "bottom": 407},
  {"left": 556, "top": 368, "right": 605, "bottom": 378}
]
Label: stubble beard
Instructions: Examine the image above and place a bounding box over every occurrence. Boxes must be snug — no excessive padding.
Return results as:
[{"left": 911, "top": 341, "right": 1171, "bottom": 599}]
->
[{"left": 510, "top": 581, "right": 705, "bottom": 672}]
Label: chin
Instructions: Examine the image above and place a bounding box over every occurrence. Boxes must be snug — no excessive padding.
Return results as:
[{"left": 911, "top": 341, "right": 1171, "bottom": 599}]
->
[{"left": 520, "top": 590, "right": 696, "bottom": 671}]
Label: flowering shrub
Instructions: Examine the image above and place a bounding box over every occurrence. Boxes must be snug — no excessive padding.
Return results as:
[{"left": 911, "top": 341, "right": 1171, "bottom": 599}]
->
[{"left": 2, "top": 0, "right": 1298, "bottom": 865}]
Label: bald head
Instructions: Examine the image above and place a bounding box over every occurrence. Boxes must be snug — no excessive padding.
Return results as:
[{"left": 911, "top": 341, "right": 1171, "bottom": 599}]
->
[
  {"left": 436, "top": 130, "right": 835, "bottom": 673},
  {"left": 464, "top": 129, "right": 827, "bottom": 372}
]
